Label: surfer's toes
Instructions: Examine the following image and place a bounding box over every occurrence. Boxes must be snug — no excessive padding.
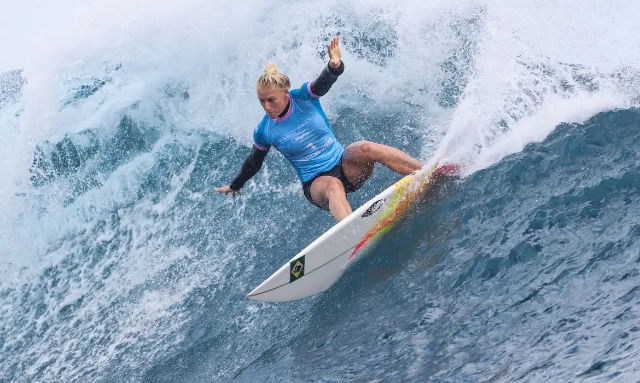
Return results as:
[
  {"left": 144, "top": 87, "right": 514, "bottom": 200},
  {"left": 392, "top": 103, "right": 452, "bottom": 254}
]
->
[{"left": 434, "top": 164, "right": 461, "bottom": 176}]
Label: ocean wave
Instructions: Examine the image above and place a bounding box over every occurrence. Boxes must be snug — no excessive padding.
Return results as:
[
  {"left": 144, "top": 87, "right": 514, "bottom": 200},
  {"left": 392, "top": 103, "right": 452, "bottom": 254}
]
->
[{"left": 1, "top": 0, "right": 639, "bottom": 382}]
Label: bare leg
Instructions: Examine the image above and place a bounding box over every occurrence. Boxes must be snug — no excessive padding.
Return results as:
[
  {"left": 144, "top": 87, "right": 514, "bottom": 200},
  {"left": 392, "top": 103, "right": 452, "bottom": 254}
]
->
[
  {"left": 341, "top": 140, "right": 422, "bottom": 186},
  {"left": 308, "top": 141, "right": 421, "bottom": 222},
  {"left": 309, "top": 176, "right": 353, "bottom": 222}
]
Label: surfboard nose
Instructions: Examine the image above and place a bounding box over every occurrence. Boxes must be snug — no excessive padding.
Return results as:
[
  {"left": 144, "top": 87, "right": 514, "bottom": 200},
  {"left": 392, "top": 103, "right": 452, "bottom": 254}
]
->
[
  {"left": 246, "top": 263, "right": 290, "bottom": 300},
  {"left": 247, "top": 261, "right": 342, "bottom": 302}
]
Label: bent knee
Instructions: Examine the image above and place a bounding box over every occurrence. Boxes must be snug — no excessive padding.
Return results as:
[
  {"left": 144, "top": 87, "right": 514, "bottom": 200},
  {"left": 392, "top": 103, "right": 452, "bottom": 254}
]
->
[
  {"left": 346, "top": 140, "right": 378, "bottom": 161},
  {"left": 325, "top": 178, "right": 346, "bottom": 196},
  {"left": 311, "top": 177, "right": 346, "bottom": 205}
]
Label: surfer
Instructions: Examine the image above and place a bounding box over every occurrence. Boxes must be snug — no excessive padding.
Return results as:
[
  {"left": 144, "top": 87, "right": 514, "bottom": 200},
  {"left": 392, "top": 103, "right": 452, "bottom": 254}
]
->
[{"left": 215, "top": 37, "right": 424, "bottom": 222}]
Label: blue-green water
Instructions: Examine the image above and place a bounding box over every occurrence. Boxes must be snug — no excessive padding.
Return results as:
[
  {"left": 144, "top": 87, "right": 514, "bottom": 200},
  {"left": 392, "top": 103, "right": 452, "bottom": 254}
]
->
[{"left": 1, "top": 1, "right": 640, "bottom": 382}]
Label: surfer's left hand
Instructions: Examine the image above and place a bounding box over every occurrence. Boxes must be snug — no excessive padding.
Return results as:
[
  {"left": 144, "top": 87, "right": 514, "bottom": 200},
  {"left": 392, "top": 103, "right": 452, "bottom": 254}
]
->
[
  {"left": 215, "top": 185, "right": 242, "bottom": 198},
  {"left": 328, "top": 37, "right": 341, "bottom": 69}
]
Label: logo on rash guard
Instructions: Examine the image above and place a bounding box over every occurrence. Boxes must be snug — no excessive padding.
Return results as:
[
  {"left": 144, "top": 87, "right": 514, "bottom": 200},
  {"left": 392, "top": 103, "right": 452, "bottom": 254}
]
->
[
  {"left": 276, "top": 118, "right": 312, "bottom": 146},
  {"left": 291, "top": 129, "right": 312, "bottom": 143},
  {"left": 297, "top": 138, "right": 334, "bottom": 162}
]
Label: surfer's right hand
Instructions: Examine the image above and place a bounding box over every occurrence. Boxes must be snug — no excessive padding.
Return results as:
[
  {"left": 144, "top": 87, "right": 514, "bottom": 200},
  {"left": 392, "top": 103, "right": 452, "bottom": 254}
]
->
[
  {"left": 215, "top": 185, "right": 242, "bottom": 198},
  {"left": 328, "top": 36, "right": 341, "bottom": 69}
]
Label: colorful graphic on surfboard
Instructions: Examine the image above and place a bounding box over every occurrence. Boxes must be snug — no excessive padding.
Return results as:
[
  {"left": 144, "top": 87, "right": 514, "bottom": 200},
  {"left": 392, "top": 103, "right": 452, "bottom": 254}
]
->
[
  {"left": 349, "top": 163, "right": 459, "bottom": 259},
  {"left": 247, "top": 161, "right": 460, "bottom": 303}
]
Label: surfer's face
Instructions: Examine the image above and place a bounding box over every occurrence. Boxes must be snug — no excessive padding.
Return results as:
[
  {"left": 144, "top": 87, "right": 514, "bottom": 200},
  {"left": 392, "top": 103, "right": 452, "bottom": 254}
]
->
[{"left": 257, "top": 86, "right": 289, "bottom": 119}]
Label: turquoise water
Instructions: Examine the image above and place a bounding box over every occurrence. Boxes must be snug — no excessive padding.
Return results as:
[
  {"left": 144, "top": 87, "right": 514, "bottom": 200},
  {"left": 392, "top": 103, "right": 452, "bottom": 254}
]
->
[{"left": 1, "top": 1, "right": 640, "bottom": 382}]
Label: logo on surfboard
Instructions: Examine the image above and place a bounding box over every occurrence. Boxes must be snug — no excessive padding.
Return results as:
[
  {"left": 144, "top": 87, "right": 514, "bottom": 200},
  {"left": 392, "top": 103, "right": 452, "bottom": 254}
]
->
[
  {"left": 290, "top": 256, "right": 305, "bottom": 282},
  {"left": 362, "top": 199, "right": 385, "bottom": 218}
]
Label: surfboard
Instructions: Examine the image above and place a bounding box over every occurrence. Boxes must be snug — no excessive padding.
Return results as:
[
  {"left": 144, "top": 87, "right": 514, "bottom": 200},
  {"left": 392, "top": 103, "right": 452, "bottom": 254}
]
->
[{"left": 246, "top": 161, "right": 459, "bottom": 303}]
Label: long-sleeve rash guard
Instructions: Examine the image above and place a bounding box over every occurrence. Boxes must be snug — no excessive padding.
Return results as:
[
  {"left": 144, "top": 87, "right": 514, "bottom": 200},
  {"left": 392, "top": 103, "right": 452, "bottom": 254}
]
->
[{"left": 229, "top": 61, "right": 344, "bottom": 190}]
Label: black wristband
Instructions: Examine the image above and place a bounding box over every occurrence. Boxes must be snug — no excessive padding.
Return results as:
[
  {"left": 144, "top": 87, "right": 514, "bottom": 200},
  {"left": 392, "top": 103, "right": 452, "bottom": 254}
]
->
[
  {"left": 229, "top": 180, "right": 244, "bottom": 191},
  {"left": 327, "top": 60, "right": 344, "bottom": 76}
]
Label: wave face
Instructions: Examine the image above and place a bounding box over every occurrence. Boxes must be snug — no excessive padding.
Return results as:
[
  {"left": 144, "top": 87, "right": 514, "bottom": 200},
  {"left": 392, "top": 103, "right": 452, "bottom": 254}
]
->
[{"left": 1, "top": 0, "right": 640, "bottom": 382}]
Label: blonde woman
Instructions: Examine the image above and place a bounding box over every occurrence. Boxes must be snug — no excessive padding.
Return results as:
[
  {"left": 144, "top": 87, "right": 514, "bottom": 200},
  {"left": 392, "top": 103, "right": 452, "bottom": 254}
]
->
[{"left": 216, "top": 37, "right": 424, "bottom": 222}]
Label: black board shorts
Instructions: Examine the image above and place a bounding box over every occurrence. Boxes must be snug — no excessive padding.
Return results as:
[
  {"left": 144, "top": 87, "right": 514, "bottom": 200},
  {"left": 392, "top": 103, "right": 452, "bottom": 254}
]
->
[{"left": 302, "top": 157, "right": 361, "bottom": 210}]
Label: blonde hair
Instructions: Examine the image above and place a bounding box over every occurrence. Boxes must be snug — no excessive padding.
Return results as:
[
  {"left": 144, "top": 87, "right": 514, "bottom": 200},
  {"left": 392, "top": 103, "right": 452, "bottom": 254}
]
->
[{"left": 256, "top": 62, "right": 291, "bottom": 90}]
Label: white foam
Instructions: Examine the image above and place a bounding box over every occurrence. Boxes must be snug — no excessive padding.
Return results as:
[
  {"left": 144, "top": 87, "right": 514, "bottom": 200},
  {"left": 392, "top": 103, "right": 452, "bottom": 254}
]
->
[{"left": 437, "top": 0, "right": 640, "bottom": 170}]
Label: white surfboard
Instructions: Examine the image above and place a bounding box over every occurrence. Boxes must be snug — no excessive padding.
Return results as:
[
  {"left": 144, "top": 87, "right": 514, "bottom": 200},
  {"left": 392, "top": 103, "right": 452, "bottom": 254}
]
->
[{"left": 247, "top": 161, "right": 458, "bottom": 303}]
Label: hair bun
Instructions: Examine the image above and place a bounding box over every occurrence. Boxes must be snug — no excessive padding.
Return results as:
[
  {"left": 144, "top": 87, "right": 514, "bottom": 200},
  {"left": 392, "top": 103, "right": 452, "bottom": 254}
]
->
[
  {"left": 264, "top": 62, "right": 278, "bottom": 75},
  {"left": 257, "top": 62, "right": 291, "bottom": 90}
]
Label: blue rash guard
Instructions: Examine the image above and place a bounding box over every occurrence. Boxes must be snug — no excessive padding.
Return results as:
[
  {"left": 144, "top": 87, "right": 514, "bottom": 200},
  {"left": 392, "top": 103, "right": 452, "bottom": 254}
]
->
[
  {"left": 229, "top": 61, "right": 345, "bottom": 190},
  {"left": 253, "top": 82, "right": 344, "bottom": 182}
]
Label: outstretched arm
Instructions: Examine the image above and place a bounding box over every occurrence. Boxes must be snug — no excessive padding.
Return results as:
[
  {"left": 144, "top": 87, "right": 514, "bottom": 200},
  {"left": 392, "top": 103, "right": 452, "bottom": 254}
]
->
[
  {"left": 309, "top": 37, "right": 344, "bottom": 97},
  {"left": 215, "top": 145, "right": 269, "bottom": 197}
]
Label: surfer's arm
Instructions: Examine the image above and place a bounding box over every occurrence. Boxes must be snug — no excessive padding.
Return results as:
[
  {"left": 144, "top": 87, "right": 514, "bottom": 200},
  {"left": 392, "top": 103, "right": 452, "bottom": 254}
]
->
[
  {"left": 229, "top": 145, "right": 269, "bottom": 190},
  {"left": 309, "top": 61, "right": 344, "bottom": 97},
  {"left": 309, "top": 37, "right": 344, "bottom": 97},
  {"left": 215, "top": 145, "right": 269, "bottom": 197}
]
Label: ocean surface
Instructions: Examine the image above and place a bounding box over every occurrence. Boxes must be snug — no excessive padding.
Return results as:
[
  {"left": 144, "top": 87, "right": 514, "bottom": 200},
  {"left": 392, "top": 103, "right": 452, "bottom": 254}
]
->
[{"left": 1, "top": 1, "right": 640, "bottom": 382}]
